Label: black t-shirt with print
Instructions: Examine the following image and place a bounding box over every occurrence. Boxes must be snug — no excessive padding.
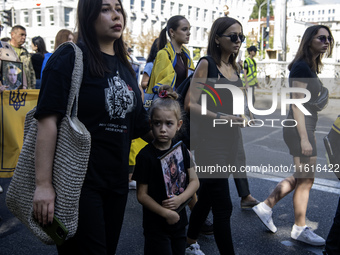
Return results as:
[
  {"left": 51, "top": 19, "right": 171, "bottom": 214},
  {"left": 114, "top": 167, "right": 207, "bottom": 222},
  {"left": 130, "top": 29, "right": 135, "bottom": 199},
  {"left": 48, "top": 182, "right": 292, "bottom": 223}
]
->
[
  {"left": 34, "top": 44, "right": 150, "bottom": 193},
  {"left": 288, "top": 59, "right": 322, "bottom": 116},
  {"left": 132, "top": 142, "right": 193, "bottom": 231}
]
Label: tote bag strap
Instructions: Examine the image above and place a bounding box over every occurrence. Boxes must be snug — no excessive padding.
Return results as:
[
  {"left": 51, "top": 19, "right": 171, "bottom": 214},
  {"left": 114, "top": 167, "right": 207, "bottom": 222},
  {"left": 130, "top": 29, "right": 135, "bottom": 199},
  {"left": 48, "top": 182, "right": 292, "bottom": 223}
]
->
[{"left": 54, "top": 41, "right": 84, "bottom": 118}]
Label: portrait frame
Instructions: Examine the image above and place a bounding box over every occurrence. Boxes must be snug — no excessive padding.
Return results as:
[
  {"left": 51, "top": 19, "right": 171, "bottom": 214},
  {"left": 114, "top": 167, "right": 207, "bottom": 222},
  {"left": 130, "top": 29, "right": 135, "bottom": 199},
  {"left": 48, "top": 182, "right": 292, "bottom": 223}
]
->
[
  {"left": 159, "top": 141, "right": 187, "bottom": 198},
  {"left": 1, "top": 60, "right": 24, "bottom": 89}
]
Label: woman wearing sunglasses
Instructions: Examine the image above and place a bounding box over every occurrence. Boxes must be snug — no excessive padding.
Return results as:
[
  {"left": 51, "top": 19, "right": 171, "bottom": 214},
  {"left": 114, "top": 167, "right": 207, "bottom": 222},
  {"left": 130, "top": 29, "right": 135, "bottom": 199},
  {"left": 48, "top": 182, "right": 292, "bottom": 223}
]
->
[
  {"left": 253, "top": 25, "right": 334, "bottom": 246},
  {"left": 184, "top": 17, "right": 246, "bottom": 255}
]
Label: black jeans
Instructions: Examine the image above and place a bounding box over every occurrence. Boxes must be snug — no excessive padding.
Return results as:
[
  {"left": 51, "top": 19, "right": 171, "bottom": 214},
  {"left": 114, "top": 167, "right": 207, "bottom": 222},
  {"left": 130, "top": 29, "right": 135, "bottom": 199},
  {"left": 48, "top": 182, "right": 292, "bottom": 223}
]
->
[
  {"left": 325, "top": 128, "right": 340, "bottom": 254},
  {"left": 57, "top": 185, "right": 128, "bottom": 255},
  {"left": 144, "top": 227, "right": 186, "bottom": 255},
  {"left": 233, "top": 128, "right": 250, "bottom": 198},
  {"left": 325, "top": 197, "right": 340, "bottom": 255},
  {"left": 187, "top": 178, "right": 234, "bottom": 255}
]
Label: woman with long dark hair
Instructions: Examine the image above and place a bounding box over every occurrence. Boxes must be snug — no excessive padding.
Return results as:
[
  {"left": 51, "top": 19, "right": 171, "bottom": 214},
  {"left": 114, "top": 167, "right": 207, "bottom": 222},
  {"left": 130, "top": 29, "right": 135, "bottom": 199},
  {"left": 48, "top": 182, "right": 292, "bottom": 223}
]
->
[
  {"left": 184, "top": 16, "right": 245, "bottom": 255},
  {"left": 146, "top": 15, "right": 194, "bottom": 94},
  {"left": 31, "top": 36, "right": 49, "bottom": 89},
  {"left": 141, "top": 38, "right": 158, "bottom": 90},
  {"left": 32, "top": 0, "right": 150, "bottom": 254},
  {"left": 253, "top": 24, "right": 334, "bottom": 246}
]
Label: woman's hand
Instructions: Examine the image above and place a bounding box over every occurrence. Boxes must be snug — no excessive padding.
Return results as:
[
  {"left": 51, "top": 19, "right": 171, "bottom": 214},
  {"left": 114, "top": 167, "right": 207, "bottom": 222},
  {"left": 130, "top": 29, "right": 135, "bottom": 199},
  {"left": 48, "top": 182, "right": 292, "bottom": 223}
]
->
[
  {"left": 164, "top": 209, "right": 180, "bottom": 225},
  {"left": 33, "top": 182, "right": 56, "bottom": 226},
  {"left": 162, "top": 195, "right": 182, "bottom": 210},
  {"left": 301, "top": 138, "right": 313, "bottom": 156}
]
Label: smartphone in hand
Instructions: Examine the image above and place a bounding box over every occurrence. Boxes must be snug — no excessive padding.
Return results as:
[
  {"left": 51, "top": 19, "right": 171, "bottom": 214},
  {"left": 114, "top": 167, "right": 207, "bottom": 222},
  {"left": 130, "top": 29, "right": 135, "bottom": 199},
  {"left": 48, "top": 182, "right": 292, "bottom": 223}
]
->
[{"left": 43, "top": 216, "right": 69, "bottom": 246}]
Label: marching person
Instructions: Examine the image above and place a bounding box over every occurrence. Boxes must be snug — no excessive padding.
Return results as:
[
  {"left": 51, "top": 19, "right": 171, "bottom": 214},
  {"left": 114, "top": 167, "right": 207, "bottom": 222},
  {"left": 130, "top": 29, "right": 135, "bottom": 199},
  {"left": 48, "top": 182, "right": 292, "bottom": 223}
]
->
[{"left": 32, "top": 0, "right": 150, "bottom": 254}]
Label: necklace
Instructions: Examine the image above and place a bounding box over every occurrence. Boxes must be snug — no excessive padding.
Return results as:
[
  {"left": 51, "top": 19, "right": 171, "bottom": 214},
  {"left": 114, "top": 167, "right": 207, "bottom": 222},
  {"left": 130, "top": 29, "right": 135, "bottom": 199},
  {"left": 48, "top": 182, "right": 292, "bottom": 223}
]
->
[{"left": 221, "top": 59, "right": 230, "bottom": 66}]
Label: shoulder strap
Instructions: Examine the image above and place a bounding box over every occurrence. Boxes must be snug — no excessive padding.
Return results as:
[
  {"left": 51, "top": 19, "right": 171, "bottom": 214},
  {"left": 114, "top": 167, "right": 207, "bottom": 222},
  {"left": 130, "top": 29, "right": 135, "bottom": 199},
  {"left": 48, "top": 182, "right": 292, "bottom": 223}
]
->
[
  {"left": 200, "top": 56, "right": 219, "bottom": 78},
  {"left": 56, "top": 42, "right": 84, "bottom": 118}
]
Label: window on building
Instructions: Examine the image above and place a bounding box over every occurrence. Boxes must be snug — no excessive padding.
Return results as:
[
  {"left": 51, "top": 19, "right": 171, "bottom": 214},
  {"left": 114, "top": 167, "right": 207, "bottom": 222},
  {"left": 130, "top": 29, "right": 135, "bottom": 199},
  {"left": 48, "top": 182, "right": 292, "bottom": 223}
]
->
[
  {"left": 293, "top": 12, "right": 295, "bottom": 16},
  {"left": 289, "top": 12, "right": 291, "bottom": 17},
  {"left": 302, "top": 11, "right": 304, "bottom": 16},
  {"left": 170, "top": 2, "right": 174, "bottom": 16},
  {"left": 333, "top": 9, "right": 335, "bottom": 14},
  {"left": 23, "top": 10, "right": 29, "bottom": 25},
  {"left": 48, "top": 8, "right": 54, "bottom": 26},
  {"left": 179, "top": 4, "right": 183, "bottom": 14},
  {"left": 213, "top": 10, "right": 216, "bottom": 20},
  {"left": 64, "top": 7, "right": 72, "bottom": 27},
  {"left": 161, "top": 0, "right": 166, "bottom": 15},
  {"left": 196, "top": 8, "right": 200, "bottom": 21},
  {"left": 318, "top": 10, "right": 320, "bottom": 14},
  {"left": 204, "top": 9, "right": 208, "bottom": 21},
  {"left": 203, "top": 28, "right": 208, "bottom": 40},
  {"left": 130, "top": 0, "right": 134, "bottom": 10},
  {"left": 151, "top": 0, "right": 156, "bottom": 13},
  {"left": 312, "top": 11, "right": 314, "bottom": 15},
  {"left": 308, "top": 11, "right": 310, "bottom": 15},
  {"left": 329, "top": 9, "right": 331, "bottom": 14},
  {"left": 141, "top": 0, "right": 145, "bottom": 12},
  {"left": 192, "top": 26, "right": 197, "bottom": 40},
  {"left": 322, "top": 10, "right": 324, "bottom": 14},
  {"left": 36, "top": 10, "right": 42, "bottom": 26}
]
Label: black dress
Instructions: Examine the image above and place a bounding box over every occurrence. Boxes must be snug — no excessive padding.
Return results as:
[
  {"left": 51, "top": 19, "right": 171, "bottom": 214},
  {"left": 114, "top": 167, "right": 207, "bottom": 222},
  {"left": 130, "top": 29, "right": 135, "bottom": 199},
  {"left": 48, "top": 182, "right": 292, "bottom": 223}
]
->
[{"left": 283, "top": 60, "right": 322, "bottom": 157}]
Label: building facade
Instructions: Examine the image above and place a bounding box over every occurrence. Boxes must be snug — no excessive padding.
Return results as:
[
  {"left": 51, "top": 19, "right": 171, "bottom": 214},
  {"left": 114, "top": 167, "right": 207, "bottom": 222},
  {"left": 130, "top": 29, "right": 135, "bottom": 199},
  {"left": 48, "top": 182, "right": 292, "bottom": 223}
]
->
[{"left": 1, "top": 0, "right": 231, "bottom": 57}]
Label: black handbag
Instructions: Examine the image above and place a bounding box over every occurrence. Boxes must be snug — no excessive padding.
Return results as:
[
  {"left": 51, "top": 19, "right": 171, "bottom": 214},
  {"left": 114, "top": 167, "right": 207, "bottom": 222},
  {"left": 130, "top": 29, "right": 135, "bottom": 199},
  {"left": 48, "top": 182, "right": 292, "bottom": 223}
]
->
[{"left": 308, "top": 85, "right": 329, "bottom": 112}]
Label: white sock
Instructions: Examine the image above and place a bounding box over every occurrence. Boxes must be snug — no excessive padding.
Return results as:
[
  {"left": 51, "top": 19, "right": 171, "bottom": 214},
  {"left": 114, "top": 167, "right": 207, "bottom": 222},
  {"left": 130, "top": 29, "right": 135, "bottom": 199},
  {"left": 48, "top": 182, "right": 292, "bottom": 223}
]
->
[
  {"left": 261, "top": 202, "right": 272, "bottom": 211},
  {"left": 293, "top": 224, "right": 307, "bottom": 232}
]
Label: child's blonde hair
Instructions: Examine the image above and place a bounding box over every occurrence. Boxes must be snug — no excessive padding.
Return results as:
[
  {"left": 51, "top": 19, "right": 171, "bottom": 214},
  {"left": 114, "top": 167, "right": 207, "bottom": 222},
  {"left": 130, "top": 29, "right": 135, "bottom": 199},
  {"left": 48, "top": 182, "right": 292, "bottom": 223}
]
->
[{"left": 149, "top": 85, "right": 182, "bottom": 122}]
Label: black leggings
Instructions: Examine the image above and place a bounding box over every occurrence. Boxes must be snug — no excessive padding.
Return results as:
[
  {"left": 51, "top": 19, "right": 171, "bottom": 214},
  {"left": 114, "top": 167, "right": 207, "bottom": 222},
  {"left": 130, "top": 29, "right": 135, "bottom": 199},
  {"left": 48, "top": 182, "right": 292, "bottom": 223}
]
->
[
  {"left": 187, "top": 178, "right": 234, "bottom": 255},
  {"left": 57, "top": 185, "right": 128, "bottom": 255},
  {"left": 144, "top": 227, "right": 186, "bottom": 255}
]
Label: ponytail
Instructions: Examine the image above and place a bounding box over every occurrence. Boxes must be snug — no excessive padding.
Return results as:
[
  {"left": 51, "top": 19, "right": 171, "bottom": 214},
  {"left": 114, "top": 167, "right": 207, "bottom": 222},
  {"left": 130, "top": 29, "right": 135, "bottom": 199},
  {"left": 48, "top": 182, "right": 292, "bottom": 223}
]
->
[{"left": 157, "top": 28, "right": 168, "bottom": 51}]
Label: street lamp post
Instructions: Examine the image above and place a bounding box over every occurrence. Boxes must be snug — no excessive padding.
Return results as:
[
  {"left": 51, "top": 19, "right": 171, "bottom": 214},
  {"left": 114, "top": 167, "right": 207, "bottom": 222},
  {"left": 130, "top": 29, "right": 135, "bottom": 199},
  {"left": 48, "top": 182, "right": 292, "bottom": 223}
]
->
[{"left": 258, "top": 1, "right": 266, "bottom": 60}]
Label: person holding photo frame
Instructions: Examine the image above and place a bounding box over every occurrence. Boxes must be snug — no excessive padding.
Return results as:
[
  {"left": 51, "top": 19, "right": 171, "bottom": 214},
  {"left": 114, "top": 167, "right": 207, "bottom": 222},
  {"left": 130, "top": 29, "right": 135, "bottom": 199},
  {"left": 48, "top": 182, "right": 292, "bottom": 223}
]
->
[
  {"left": 2, "top": 62, "right": 23, "bottom": 90},
  {"left": 0, "top": 23, "right": 27, "bottom": 93}
]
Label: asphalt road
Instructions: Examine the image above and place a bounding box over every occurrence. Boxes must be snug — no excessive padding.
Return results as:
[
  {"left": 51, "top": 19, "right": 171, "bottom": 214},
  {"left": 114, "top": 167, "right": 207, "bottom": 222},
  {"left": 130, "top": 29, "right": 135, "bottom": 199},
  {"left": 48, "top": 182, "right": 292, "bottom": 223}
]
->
[{"left": 1, "top": 97, "right": 339, "bottom": 255}]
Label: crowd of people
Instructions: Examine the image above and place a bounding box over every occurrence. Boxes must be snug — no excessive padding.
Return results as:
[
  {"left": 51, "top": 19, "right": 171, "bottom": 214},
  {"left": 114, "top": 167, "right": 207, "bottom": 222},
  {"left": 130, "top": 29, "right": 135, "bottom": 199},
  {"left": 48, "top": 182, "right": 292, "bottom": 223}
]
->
[{"left": 0, "top": 0, "right": 339, "bottom": 254}]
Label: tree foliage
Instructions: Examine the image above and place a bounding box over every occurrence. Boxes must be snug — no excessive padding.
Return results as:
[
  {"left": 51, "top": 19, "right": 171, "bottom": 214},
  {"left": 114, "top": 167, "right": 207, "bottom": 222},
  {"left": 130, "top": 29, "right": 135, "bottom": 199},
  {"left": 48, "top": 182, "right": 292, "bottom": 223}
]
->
[
  {"left": 250, "top": 0, "right": 274, "bottom": 20},
  {"left": 135, "top": 30, "right": 159, "bottom": 57}
]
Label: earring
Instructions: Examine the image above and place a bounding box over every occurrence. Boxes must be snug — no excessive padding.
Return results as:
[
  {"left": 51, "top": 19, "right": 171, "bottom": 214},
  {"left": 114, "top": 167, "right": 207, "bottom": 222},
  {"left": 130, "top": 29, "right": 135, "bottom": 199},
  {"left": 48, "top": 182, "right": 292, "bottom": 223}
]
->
[{"left": 217, "top": 44, "right": 220, "bottom": 48}]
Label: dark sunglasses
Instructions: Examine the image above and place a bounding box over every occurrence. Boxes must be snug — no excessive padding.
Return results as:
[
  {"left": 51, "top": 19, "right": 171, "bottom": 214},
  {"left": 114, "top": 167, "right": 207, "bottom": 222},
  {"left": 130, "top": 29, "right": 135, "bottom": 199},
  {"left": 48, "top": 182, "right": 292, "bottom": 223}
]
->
[
  {"left": 219, "top": 33, "right": 245, "bottom": 43},
  {"left": 316, "top": 35, "right": 333, "bottom": 43}
]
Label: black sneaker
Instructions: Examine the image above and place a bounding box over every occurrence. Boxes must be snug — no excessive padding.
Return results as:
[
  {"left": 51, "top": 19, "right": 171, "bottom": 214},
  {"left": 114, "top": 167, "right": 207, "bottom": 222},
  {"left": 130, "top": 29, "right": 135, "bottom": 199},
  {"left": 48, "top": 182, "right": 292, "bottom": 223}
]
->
[{"left": 200, "top": 219, "right": 213, "bottom": 235}]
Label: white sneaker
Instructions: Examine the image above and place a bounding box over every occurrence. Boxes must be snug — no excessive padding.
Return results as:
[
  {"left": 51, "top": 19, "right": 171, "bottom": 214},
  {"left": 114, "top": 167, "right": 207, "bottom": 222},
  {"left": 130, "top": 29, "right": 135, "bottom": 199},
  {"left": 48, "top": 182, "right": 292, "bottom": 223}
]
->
[
  {"left": 291, "top": 226, "right": 325, "bottom": 246},
  {"left": 185, "top": 242, "right": 205, "bottom": 255},
  {"left": 252, "top": 202, "right": 277, "bottom": 233},
  {"left": 129, "top": 181, "right": 136, "bottom": 190}
]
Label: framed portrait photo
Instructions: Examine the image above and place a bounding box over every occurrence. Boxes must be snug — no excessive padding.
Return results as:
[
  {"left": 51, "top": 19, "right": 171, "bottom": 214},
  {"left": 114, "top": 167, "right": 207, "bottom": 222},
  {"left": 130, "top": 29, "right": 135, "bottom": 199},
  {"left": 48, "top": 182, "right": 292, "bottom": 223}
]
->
[
  {"left": 1, "top": 60, "right": 24, "bottom": 90},
  {"left": 159, "top": 141, "right": 187, "bottom": 198}
]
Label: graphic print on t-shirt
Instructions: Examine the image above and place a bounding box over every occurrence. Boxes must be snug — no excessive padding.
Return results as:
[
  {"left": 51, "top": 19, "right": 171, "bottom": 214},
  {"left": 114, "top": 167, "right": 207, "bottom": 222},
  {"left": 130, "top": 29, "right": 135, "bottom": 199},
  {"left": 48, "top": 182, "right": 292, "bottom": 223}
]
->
[{"left": 105, "top": 73, "right": 136, "bottom": 119}]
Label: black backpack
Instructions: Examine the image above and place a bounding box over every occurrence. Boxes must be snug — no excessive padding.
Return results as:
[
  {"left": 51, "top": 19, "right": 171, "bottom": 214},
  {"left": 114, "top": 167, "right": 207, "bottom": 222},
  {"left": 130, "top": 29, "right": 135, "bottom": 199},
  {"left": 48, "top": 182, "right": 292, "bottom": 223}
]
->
[{"left": 175, "top": 56, "right": 219, "bottom": 150}]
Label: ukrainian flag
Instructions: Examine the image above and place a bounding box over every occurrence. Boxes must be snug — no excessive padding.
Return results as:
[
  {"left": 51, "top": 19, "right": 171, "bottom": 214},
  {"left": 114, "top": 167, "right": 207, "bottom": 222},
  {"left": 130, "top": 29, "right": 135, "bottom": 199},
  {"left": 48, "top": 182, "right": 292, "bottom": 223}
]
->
[{"left": 0, "top": 89, "right": 39, "bottom": 178}]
